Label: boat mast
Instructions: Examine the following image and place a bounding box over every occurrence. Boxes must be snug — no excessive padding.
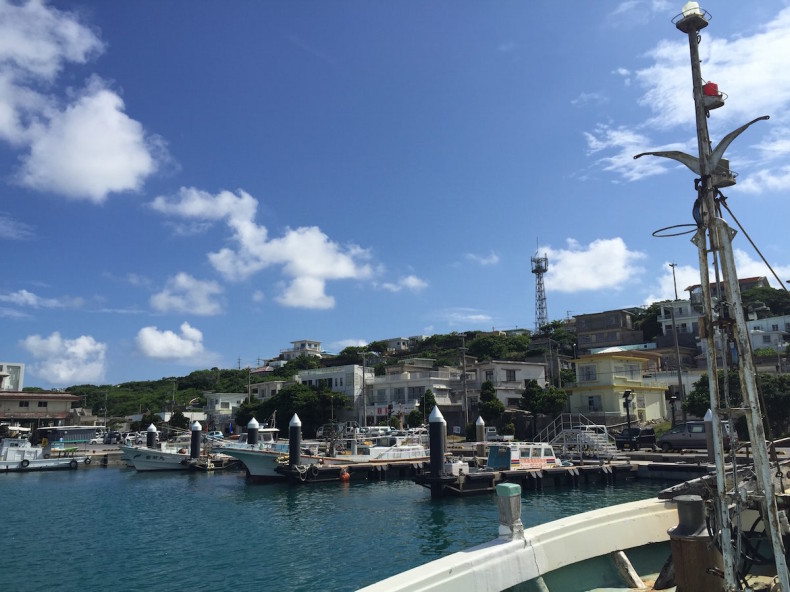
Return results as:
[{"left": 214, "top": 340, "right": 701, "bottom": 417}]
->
[{"left": 636, "top": 3, "right": 788, "bottom": 590}]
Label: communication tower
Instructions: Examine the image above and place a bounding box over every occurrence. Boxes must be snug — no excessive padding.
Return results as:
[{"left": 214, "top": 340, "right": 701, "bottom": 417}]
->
[{"left": 531, "top": 252, "right": 549, "bottom": 333}]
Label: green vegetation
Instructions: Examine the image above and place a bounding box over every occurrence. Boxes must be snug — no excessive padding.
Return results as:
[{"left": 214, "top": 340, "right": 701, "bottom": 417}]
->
[
  {"left": 684, "top": 371, "right": 790, "bottom": 439},
  {"left": 478, "top": 380, "right": 504, "bottom": 424},
  {"left": 520, "top": 379, "right": 568, "bottom": 437},
  {"left": 742, "top": 286, "right": 790, "bottom": 316}
]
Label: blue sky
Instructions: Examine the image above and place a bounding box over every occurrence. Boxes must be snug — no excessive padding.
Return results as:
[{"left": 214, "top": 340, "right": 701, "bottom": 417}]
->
[{"left": 2, "top": 0, "right": 790, "bottom": 388}]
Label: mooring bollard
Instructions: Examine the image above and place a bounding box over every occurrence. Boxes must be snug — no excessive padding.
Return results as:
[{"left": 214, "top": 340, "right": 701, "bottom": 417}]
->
[
  {"left": 190, "top": 421, "right": 202, "bottom": 459},
  {"left": 429, "top": 407, "right": 447, "bottom": 498},
  {"left": 146, "top": 423, "right": 157, "bottom": 449},
  {"left": 247, "top": 417, "right": 259, "bottom": 447},
  {"left": 496, "top": 482, "right": 523, "bottom": 539},
  {"left": 289, "top": 414, "right": 302, "bottom": 468},
  {"left": 669, "top": 494, "right": 722, "bottom": 591},
  {"left": 475, "top": 416, "right": 486, "bottom": 458}
]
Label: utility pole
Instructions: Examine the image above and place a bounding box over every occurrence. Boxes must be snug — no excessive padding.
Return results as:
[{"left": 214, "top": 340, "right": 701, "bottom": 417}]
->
[
  {"left": 668, "top": 263, "right": 687, "bottom": 422},
  {"left": 460, "top": 335, "right": 468, "bottom": 427}
]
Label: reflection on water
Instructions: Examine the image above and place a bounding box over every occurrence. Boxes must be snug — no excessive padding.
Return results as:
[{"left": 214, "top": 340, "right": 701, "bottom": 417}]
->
[{"left": 0, "top": 469, "right": 670, "bottom": 592}]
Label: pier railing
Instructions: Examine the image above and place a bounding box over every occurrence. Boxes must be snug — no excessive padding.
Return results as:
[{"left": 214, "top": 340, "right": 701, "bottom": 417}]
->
[{"left": 537, "top": 413, "right": 620, "bottom": 460}]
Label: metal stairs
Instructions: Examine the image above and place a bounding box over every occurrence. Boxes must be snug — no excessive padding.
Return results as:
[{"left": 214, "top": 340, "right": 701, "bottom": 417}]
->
[{"left": 535, "top": 413, "right": 621, "bottom": 461}]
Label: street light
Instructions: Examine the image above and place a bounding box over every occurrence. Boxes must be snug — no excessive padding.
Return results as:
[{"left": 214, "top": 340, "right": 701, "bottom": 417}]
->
[{"left": 622, "top": 390, "right": 633, "bottom": 437}]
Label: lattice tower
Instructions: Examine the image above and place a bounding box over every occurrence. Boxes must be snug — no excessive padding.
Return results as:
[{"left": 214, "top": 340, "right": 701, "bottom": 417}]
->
[{"left": 531, "top": 253, "right": 549, "bottom": 332}]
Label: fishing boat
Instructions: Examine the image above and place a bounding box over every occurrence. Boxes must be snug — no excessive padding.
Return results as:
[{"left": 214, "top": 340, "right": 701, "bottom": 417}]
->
[
  {"left": 320, "top": 435, "right": 429, "bottom": 466},
  {"left": 363, "top": 4, "right": 790, "bottom": 590},
  {"left": 216, "top": 416, "right": 321, "bottom": 481},
  {"left": 119, "top": 443, "right": 193, "bottom": 471},
  {"left": 1, "top": 437, "right": 90, "bottom": 472}
]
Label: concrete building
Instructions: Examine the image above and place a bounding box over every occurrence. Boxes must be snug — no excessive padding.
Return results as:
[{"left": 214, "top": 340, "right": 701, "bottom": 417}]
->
[
  {"left": 567, "top": 349, "right": 668, "bottom": 424},
  {"left": 0, "top": 362, "right": 24, "bottom": 391},
  {"left": 575, "top": 309, "right": 644, "bottom": 354}
]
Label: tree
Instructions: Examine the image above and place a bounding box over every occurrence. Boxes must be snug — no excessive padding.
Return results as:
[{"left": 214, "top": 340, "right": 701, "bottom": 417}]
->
[
  {"left": 742, "top": 286, "right": 790, "bottom": 316},
  {"left": 168, "top": 410, "right": 189, "bottom": 430},
  {"left": 520, "top": 380, "right": 567, "bottom": 437},
  {"left": 633, "top": 302, "right": 666, "bottom": 343},
  {"left": 478, "top": 381, "right": 504, "bottom": 424}
]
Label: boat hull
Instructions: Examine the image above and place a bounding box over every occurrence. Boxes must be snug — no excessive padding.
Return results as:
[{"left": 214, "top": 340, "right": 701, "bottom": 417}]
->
[
  {"left": 1, "top": 457, "right": 84, "bottom": 472},
  {"left": 120, "top": 445, "right": 192, "bottom": 471}
]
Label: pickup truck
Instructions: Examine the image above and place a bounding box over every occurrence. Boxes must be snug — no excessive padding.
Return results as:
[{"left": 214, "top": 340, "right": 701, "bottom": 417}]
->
[{"left": 484, "top": 427, "right": 514, "bottom": 442}]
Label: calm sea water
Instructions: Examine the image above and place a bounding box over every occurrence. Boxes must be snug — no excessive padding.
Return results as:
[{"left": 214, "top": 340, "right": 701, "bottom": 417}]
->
[{"left": 0, "top": 468, "right": 669, "bottom": 592}]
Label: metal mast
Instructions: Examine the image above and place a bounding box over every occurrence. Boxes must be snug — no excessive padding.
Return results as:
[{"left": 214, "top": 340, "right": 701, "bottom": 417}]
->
[
  {"left": 531, "top": 252, "right": 549, "bottom": 333},
  {"left": 636, "top": 3, "right": 787, "bottom": 590}
]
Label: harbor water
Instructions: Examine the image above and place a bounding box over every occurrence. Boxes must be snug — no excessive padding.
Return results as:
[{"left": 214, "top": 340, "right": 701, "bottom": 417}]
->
[{"left": 0, "top": 468, "right": 671, "bottom": 591}]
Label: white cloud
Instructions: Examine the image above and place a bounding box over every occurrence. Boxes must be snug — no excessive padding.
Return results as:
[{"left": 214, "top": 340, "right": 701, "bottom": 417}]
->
[
  {"left": 544, "top": 238, "right": 647, "bottom": 292},
  {"left": 465, "top": 251, "right": 500, "bottom": 266},
  {"left": 150, "top": 273, "right": 224, "bottom": 316},
  {"left": 151, "top": 187, "right": 374, "bottom": 309},
  {"left": 0, "top": 288, "right": 82, "bottom": 309},
  {"left": 19, "top": 81, "right": 156, "bottom": 202},
  {"left": 441, "top": 307, "right": 493, "bottom": 328},
  {"left": 380, "top": 275, "right": 429, "bottom": 293},
  {"left": 0, "top": 2, "right": 159, "bottom": 201},
  {"left": 0, "top": 212, "right": 34, "bottom": 240},
  {"left": 732, "top": 249, "right": 790, "bottom": 288},
  {"left": 136, "top": 322, "right": 206, "bottom": 360},
  {"left": 328, "top": 338, "right": 368, "bottom": 351},
  {"left": 20, "top": 331, "right": 107, "bottom": 385},
  {"left": 584, "top": 123, "right": 692, "bottom": 181},
  {"left": 593, "top": 7, "right": 790, "bottom": 192},
  {"left": 571, "top": 92, "right": 608, "bottom": 107},
  {"left": 643, "top": 262, "right": 700, "bottom": 304}
]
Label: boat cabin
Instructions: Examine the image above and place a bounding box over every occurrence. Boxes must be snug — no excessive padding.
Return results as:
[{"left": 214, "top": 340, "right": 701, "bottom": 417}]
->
[{"left": 486, "top": 442, "right": 558, "bottom": 471}]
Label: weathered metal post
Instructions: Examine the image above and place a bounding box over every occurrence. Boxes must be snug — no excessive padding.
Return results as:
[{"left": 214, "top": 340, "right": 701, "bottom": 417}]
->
[
  {"left": 247, "top": 417, "right": 259, "bottom": 447},
  {"left": 288, "top": 414, "right": 302, "bottom": 468},
  {"left": 496, "top": 482, "right": 523, "bottom": 539},
  {"left": 146, "top": 423, "right": 157, "bottom": 449},
  {"left": 190, "top": 421, "right": 202, "bottom": 459}
]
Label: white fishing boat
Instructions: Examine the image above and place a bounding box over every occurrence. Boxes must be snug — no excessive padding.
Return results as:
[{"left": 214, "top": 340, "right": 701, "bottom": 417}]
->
[
  {"left": 119, "top": 443, "right": 194, "bottom": 471},
  {"left": 321, "top": 435, "right": 429, "bottom": 466},
  {"left": 1, "top": 437, "right": 89, "bottom": 472},
  {"left": 364, "top": 4, "right": 790, "bottom": 590}
]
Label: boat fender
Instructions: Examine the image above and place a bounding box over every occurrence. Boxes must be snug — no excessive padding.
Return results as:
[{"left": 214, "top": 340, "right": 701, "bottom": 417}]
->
[
  {"left": 43, "top": 453, "right": 51, "bottom": 459},
  {"left": 70, "top": 459, "right": 78, "bottom": 469},
  {"left": 178, "top": 448, "right": 187, "bottom": 454},
  {"left": 84, "top": 457, "right": 92, "bottom": 465},
  {"left": 309, "top": 464, "right": 319, "bottom": 478},
  {"left": 21, "top": 459, "right": 30, "bottom": 468},
  {"left": 41, "top": 438, "right": 48, "bottom": 447}
]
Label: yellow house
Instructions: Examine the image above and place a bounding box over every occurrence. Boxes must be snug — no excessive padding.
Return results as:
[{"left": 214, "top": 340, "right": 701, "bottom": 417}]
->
[{"left": 569, "top": 349, "right": 668, "bottom": 423}]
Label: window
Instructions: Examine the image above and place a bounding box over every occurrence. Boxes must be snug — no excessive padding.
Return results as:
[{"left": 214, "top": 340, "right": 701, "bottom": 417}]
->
[
  {"left": 38, "top": 401, "right": 47, "bottom": 408},
  {"left": 485, "top": 370, "right": 494, "bottom": 382},
  {"left": 19, "top": 401, "right": 29, "bottom": 408},
  {"left": 579, "top": 365, "right": 596, "bottom": 381},
  {"left": 763, "top": 335, "right": 772, "bottom": 344},
  {"left": 506, "top": 369, "right": 517, "bottom": 382},
  {"left": 507, "top": 398, "right": 520, "bottom": 407},
  {"left": 221, "top": 402, "right": 230, "bottom": 409},
  {"left": 587, "top": 395, "right": 602, "bottom": 411},
  {"left": 773, "top": 324, "right": 779, "bottom": 331},
  {"left": 690, "top": 424, "right": 704, "bottom": 434}
]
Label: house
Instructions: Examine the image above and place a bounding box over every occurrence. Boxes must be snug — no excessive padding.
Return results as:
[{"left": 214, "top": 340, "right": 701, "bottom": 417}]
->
[
  {"left": 0, "top": 390, "right": 81, "bottom": 429},
  {"left": 567, "top": 349, "right": 668, "bottom": 424},
  {"left": 468, "top": 360, "right": 547, "bottom": 409},
  {"left": 204, "top": 392, "right": 248, "bottom": 431},
  {"left": 575, "top": 309, "right": 644, "bottom": 354},
  {"left": 279, "top": 340, "right": 323, "bottom": 361}
]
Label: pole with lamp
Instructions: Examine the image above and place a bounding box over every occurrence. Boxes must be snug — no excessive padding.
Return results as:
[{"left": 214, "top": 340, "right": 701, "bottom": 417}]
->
[
  {"left": 622, "top": 390, "right": 633, "bottom": 440},
  {"left": 460, "top": 335, "right": 468, "bottom": 428},
  {"left": 668, "top": 263, "right": 687, "bottom": 422},
  {"left": 636, "top": 4, "right": 787, "bottom": 587}
]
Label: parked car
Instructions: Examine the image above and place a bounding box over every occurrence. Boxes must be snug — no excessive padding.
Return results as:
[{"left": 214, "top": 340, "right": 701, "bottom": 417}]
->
[
  {"left": 657, "top": 420, "right": 735, "bottom": 452},
  {"left": 614, "top": 427, "right": 656, "bottom": 451},
  {"left": 206, "top": 431, "right": 224, "bottom": 441},
  {"left": 103, "top": 431, "right": 122, "bottom": 444},
  {"left": 89, "top": 435, "right": 104, "bottom": 444}
]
